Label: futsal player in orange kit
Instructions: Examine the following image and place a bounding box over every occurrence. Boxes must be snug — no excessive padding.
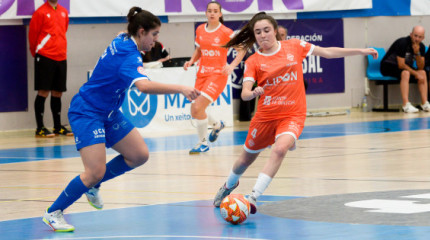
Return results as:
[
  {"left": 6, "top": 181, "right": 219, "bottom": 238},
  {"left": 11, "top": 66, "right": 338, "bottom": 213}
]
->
[
  {"left": 213, "top": 12, "right": 378, "bottom": 213},
  {"left": 184, "top": 1, "right": 245, "bottom": 154}
]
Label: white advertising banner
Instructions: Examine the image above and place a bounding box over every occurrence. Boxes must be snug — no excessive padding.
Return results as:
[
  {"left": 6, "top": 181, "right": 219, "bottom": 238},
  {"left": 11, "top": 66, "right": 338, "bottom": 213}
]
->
[
  {"left": 1, "top": 0, "right": 372, "bottom": 19},
  {"left": 411, "top": 0, "right": 430, "bottom": 15},
  {"left": 119, "top": 66, "right": 233, "bottom": 134}
]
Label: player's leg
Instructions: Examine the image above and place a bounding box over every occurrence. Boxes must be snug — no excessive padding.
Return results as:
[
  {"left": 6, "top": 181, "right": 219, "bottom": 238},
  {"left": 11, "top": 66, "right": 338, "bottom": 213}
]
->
[
  {"left": 43, "top": 143, "right": 106, "bottom": 232},
  {"left": 214, "top": 120, "right": 270, "bottom": 207},
  {"left": 189, "top": 94, "right": 212, "bottom": 154},
  {"left": 84, "top": 112, "right": 146, "bottom": 209},
  {"left": 213, "top": 150, "right": 260, "bottom": 207}
]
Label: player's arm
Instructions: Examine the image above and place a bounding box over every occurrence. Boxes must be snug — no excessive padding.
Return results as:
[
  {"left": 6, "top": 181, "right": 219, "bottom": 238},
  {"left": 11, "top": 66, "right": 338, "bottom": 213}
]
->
[
  {"left": 312, "top": 46, "right": 378, "bottom": 59},
  {"left": 223, "top": 48, "right": 247, "bottom": 75},
  {"left": 134, "top": 79, "right": 200, "bottom": 101},
  {"left": 241, "top": 81, "right": 264, "bottom": 101},
  {"left": 183, "top": 46, "right": 201, "bottom": 70}
]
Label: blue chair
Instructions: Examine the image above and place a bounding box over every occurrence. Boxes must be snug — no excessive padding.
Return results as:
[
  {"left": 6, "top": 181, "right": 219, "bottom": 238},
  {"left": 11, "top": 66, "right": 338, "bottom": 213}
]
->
[{"left": 366, "top": 47, "right": 399, "bottom": 112}]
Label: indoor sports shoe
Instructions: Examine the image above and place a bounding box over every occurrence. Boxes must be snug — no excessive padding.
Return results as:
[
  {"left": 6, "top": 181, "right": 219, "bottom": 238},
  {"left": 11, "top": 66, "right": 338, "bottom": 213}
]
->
[
  {"left": 402, "top": 102, "right": 419, "bottom": 113},
  {"left": 246, "top": 195, "right": 257, "bottom": 214},
  {"left": 35, "top": 127, "right": 55, "bottom": 138},
  {"left": 421, "top": 101, "right": 430, "bottom": 112},
  {"left": 189, "top": 143, "right": 209, "bottom": 154},
  {"left": 213, "top": 182, "right": 239, "bottom": 207},
  {"left": 209, "top": 120, "right": 225, "bottom": 142},
  {"left": 53, "top": 125, "right": 74, "bottom": 136},
  {"left": 85, "top": 187, "right": 104, "bottom": 210},
  {"left": 42, "top": 208, "right": 75, "bottom": 232}
]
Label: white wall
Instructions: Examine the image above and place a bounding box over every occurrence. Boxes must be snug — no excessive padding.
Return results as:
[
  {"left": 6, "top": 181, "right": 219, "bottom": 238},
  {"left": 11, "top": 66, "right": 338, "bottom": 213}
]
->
[{"left": 1, "top": 16, "right": 430, "bottom": 131}]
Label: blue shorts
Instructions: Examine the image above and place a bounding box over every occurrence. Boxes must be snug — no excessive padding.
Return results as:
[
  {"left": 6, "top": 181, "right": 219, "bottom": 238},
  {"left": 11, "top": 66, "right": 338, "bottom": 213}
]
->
[{"left": 68, "top": 94, "right": 135, "bottom": 151}]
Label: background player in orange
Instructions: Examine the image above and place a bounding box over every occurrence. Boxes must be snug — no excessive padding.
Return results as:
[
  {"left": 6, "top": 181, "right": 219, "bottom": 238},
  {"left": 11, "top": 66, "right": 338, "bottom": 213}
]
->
[
  {"left": 213, "top": 12, "right": 378, "bottom": 213},
  {"left": 183, "top": 1, "right": 245, "bottom": 154}
]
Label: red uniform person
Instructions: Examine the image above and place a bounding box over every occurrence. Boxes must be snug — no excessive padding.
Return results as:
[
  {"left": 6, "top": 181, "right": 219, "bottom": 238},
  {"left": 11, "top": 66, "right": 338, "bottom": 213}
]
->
[{"left": 29, "top": 0, "right": 73, "bottom": 137}]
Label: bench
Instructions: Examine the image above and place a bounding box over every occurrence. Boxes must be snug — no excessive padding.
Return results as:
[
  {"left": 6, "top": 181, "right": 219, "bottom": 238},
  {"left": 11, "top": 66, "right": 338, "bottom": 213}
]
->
[{"left": 366, "top": 47, "right": 400, "bottom": 112}]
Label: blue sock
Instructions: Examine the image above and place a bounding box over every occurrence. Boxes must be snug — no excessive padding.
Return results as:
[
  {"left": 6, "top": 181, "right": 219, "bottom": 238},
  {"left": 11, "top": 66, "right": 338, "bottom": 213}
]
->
[
  {"left": 94, "top": 155, "right": 133, "bottom": 189},
  {"left": 48, "top": 175, "right": 89, "bottom": 213}
]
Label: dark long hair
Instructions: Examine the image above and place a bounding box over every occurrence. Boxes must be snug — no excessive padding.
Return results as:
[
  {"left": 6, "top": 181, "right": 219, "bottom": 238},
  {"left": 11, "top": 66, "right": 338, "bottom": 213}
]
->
[
  {"left": 126, "top": 7, "right": 161, "bottom": 36},
  {"left": 207, "top": 1, "right": 224, "bottom": 24},
  {"left": 224, "top": 12, "right": 280, "bottom": 50}
]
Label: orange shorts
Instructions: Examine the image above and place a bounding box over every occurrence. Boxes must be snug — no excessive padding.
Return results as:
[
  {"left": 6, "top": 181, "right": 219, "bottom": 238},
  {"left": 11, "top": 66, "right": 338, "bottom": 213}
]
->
[
  {"left": 244, "top": 116, "right": 305, "bottom": 153},
  {"left": 195, "top": 74, "right": 228, "bottom": 102}
]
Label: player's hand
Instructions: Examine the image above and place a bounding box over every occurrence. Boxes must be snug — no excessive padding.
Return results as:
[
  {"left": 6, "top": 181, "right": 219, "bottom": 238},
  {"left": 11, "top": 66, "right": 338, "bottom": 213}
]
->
[
  {"left": 364, "top": 48, "right": 378, "bottom": 60},
  {"left": 222, "top": 64, "right": 234, "bottom": 75},
  {"left": 181, "top": 86, "right": 200, "bottom": 101},
  {"left": 183, "top": 61, "right": 192, "bottom": 71},
  {"left": 252, "top": 86, "right": 264, "bottom": 98}
]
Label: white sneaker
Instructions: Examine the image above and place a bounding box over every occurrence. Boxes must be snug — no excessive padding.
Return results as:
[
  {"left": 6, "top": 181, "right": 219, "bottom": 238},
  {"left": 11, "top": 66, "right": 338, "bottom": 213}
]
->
[
  {"left": 42, "top": 208, "right": 75, "bottom": 232},
  {"left": 421, "top": 101, "right": 430, "bottom": 112},
  {"left": 85, "top": 187, "right": 104, "bottom": 210},
  {"left": 403, "top": 102, "right": 419, "bottom": 113}
]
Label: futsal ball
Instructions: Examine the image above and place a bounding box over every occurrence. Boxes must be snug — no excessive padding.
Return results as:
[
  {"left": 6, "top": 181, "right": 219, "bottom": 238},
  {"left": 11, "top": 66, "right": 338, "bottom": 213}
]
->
[{"left": 220, "top": 194, "right": 250, "bottom": 225}]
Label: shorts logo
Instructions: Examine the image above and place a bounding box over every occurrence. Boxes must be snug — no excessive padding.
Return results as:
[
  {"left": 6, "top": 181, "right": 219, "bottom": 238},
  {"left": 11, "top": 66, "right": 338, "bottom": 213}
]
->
[
  {"left": 93, "top": 128, "right": 105, "bottom": 139},
  {"left": 121, "top": 88, "right": 157, "bottom": 128}
]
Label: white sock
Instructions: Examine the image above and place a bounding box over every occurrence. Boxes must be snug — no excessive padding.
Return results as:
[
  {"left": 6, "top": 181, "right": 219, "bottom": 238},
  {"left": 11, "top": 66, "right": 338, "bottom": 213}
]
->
[
  {"left": 226, "top": 170, "right": 242, "bottom": 189},
  {"left": 251, "top": 173, "right": 272, "bottom": 199},
  {"left": 195, "top": 118, "right": 208, "bottom": 145},
  {"left": 207, "top": 113, "right": 219, "bottom": 129}
]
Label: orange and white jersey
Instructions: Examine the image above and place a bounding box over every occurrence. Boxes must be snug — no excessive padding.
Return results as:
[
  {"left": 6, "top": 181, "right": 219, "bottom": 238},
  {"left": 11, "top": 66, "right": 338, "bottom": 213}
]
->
[
  {"left": 243, "top": 39, "right": 314, "bottom": 122},
  {"left": 195, "top": 23, "right": 234, "bottom": 77}
]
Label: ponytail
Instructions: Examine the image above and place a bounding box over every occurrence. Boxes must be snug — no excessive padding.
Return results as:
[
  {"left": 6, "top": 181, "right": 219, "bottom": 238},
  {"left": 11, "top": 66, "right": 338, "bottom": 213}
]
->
[{"left": 127, "top": 7, "right": 161, "bottom": 36}]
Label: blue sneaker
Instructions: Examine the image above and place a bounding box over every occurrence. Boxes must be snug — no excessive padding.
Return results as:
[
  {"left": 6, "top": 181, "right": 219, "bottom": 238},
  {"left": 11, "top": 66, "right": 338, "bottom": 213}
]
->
[
  {"left": 189, "top": 143, "right": 209, "bottom": 154},
  {"left": 209, "top": 120, "right": 225, "bottom": 142}
]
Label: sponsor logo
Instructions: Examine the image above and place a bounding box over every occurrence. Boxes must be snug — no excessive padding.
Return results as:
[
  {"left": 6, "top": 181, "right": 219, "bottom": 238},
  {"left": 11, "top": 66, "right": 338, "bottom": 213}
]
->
[
  {"left": 287, "top": 54, "right": 294, "bottom": 62},
  {"left": 121, "top": 88, "right": 158, "bottom": 128},
  {"left": 265, "top": 71, "right": 298, "bottom": 87},
  {"left": 137, "top": 66, "right": 146, "bottom": 75},
  {"left": 201, "top": 49, "right": 221, "bottom": 57},
  {"left": 214, "top": 36, "right": 220, "bottom": 44}
]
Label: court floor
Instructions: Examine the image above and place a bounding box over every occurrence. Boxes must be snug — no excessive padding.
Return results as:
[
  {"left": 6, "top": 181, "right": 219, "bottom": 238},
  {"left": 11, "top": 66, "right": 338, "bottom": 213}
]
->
[{"left": 1, "top": 111, "right": 430, "bottom": 239}]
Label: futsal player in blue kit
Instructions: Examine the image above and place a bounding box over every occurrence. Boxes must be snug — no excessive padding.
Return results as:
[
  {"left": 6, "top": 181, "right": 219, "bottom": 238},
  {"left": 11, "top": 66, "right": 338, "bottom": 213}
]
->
[{"left": 42, "top": 7, "right": 200, "bottom": 232}]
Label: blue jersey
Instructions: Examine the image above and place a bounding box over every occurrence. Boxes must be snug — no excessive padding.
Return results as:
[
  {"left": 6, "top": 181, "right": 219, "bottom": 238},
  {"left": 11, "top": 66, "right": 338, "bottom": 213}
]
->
[{"left": 78, "top": 33, "right": 149, "bottom": 114}]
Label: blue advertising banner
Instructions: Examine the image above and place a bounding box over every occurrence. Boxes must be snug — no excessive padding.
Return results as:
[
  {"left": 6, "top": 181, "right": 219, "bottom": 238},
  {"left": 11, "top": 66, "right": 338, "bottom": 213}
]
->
[
  {"left": 0, "top": 25, "right": 28, "bottom": 112},
  {"left": 223, "top": 18, "right": 344, "bottom": 98}
]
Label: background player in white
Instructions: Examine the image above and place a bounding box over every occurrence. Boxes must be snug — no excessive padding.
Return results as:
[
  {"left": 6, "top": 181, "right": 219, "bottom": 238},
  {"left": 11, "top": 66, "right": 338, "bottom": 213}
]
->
[
  {"left": 42, "top": 7, "right": 200, "bottom": 232},
  {"left": 213, "top": 12, "right": 378, "bottom": 214}
]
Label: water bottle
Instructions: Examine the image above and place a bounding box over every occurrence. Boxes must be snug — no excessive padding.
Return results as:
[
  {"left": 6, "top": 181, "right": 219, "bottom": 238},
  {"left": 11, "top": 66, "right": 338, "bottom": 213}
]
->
[{"left": 362, "top": 96, "right": 368, "bottom": 112}]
